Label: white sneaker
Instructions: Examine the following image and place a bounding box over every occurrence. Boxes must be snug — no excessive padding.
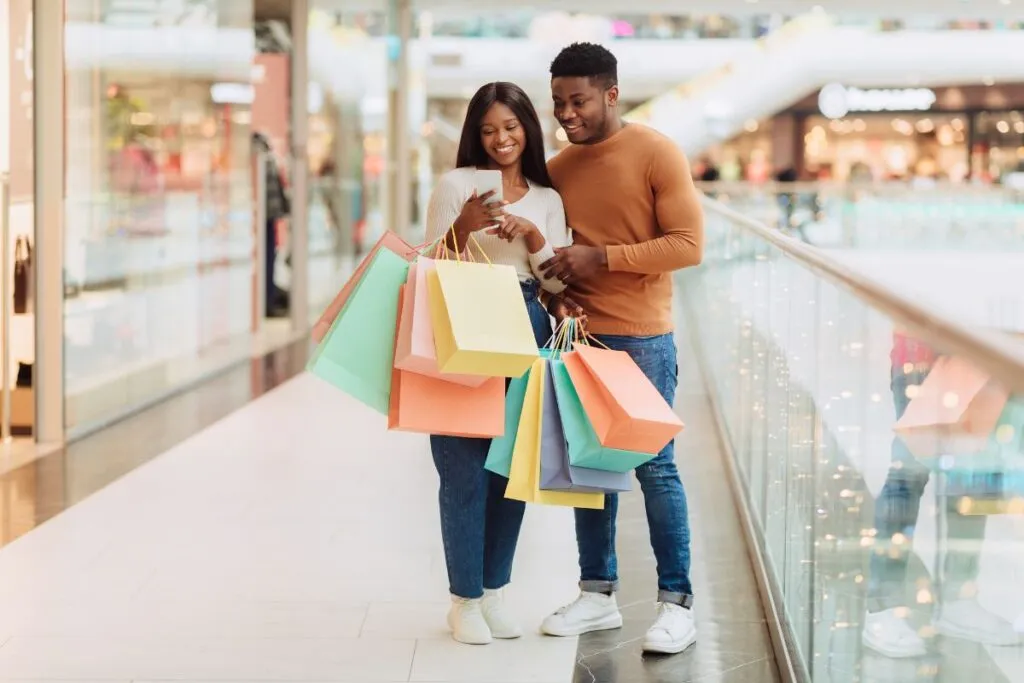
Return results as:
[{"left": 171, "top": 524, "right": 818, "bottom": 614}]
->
[
  {"left": 447, "top": 596, "right": 492, "bottom": 645},
  {"left": 541, "top": 591, "right": 623, "bottom": 637},
  {"left": 642, "top": 603, "right": 697, "bottom": 655},
  {"left": 481, "top": 588, "right": 522, "bottom": 639},
  {"left": 936, "top": 599, "right": 1021, "bottom": 646},
  {"left": 862, "top": 609, "right": 927, "bottom": 658}
]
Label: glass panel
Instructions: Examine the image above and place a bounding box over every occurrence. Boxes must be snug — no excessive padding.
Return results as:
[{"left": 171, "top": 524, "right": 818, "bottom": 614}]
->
[
  {"left": 1, "top": 0, "right": 36, "bottom": 442},
  {"left": 683, "top": 204, "right": 1024, "bottom": 681},
  {"left": 63, "top": 1, "right": 256, "bottom": 434}
]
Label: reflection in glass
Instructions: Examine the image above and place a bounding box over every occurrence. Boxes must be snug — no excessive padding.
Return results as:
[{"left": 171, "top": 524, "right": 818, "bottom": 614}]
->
[{"left": 682, "top": 204, "right": 1024, "bottom": 682}]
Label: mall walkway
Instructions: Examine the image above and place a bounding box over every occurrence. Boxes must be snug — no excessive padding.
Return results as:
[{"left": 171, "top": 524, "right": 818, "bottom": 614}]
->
[{"left": 0, "top": 321, "right": 777, "bottom": 682}]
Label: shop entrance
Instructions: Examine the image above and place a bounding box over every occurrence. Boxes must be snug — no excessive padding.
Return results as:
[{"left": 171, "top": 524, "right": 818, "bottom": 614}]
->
[{"left": 1, "top": 0, "right": 36, "bottom": 450}]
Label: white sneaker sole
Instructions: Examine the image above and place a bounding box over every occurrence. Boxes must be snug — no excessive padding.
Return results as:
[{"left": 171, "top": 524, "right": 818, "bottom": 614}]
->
[
  {"left": 862, "top": 630, "right": 926, "bottom": 659},
  {"left": 642, "top": 630, "right": 696, "bottom": 655},
  {"left": 935, "top": 618, "right": 1021, "bottom": 647},
  {"left": 542, "top": 612, "right": 623, "bottom": 637}
]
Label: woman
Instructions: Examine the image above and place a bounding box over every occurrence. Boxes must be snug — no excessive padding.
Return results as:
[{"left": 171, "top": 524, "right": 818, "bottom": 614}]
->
[{"left": 425, "top": 81, "right": 583, "bottom": 645}]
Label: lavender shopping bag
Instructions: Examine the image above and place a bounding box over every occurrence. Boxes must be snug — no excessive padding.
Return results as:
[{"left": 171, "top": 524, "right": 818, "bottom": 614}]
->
[{"left": 539, "top": 358, "right": 633, "bottom": 494}]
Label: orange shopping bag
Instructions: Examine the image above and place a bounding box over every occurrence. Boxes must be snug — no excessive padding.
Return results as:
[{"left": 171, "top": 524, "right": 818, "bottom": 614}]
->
[
  {"left": 312, "top": 232, "right": 419, "bottom": 343},
  {"left": 388, "top": 286, "right": 505, "bottom": 438},
  {"left": 562, "top": 342, "right": 684, "bottom": 455},
  {"left": 394, "top": 258, "right": 486, "bottom": 388},
  {"left": 894, "top": 355, "right": 1009, "bottom": 457}
]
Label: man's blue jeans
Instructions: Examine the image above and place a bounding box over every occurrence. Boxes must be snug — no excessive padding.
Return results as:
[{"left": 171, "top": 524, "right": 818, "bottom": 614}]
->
[
  {"left": 574, "top": 332, "right": 695, "bottom": 607},
  {"left": 430, "top": 281, "right": 552, "bottom": 599}
]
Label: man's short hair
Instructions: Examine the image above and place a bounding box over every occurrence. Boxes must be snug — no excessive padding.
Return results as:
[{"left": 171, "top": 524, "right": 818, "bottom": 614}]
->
[{"left": 549, "top": 42, "right": 618, "bottom": 90}]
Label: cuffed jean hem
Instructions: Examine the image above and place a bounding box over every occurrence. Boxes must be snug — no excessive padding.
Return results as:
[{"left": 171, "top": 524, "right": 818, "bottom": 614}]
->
[
  {"left": 659, "top": 590, "right": 695, "bottom": 608},
  {"left": 580, "top": 579, "right": 620, "bottom": 594}
]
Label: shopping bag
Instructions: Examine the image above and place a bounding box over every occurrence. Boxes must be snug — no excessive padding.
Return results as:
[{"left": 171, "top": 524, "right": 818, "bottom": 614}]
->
[
  {"left": 485, "top": 372, "right": 530, "bottom": 477},
  {"left": 428, "top": 259, "right": 539, "bottom": 378},
  {"left": 894, "top": 355, "right": 1009, "bottom": 458},
  {"left": 504, "top": 358, "right": 605, "bottom": 510},
  {"left": 394, "top": 259, "right": 487, "bottom": 388},
  {"left": 307, "top": 248, "right": 410, "bottom": 414},
  {"left": 539, "top": 360, "right": 633, "bottom": 493},
  {"left": 550, "top": 356, "right": 656, "bottom": 473},
  {"left": 563, "top": 343, "right": 684, "bottom": 454},
  {"left": 389, "top": 286, "right": 505, "bottom": 437},
  {"left": 312, "top": 231, "right": 419, "bottom": 343}
]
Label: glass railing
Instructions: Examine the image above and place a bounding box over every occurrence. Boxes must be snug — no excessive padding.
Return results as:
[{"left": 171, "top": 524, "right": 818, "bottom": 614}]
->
[
  {"left": 681, "top": 197, "right": 1024, "bottom": 682},
  {"left": 696, "top": 181, "right": 1024, "bottom": 251}
]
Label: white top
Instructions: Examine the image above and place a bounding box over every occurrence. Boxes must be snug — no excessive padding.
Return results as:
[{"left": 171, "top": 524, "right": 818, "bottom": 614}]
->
[{"left": 424, "top": 167, "right": 572, "bottom": 294}]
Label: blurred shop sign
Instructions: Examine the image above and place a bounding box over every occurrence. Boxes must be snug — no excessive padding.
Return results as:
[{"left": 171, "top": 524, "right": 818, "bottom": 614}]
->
[{"left": 819, "top": 83, "right": 936, "bottom": 119}]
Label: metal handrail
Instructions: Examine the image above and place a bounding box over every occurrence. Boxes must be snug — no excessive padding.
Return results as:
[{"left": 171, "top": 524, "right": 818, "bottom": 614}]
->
[{"left": 701, "top": 195, "right": 1024, "bottom": 391}]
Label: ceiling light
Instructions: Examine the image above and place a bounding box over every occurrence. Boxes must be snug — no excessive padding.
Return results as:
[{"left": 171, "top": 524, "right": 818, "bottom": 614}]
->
[{"left": 983, "top": 76, "right": 996, "bottom": 86}]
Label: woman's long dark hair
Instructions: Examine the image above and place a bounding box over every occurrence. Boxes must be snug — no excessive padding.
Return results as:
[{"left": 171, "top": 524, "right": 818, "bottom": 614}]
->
[{"left": 456, "top": 82, "right": 553, "bottom": 189}]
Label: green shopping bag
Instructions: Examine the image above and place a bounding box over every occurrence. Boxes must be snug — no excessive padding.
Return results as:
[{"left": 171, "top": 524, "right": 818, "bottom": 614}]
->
[
  {"left": 307, "top": 248, "right": 410, "bottom": 414},
  {"left": 550, "top": 358, "right": 655, "bottom": 473}
]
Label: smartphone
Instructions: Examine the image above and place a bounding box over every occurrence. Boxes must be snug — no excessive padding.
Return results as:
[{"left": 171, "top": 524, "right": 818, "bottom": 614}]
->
[{"left": 474, "top": 169, "right": 503, "bottom": 205}]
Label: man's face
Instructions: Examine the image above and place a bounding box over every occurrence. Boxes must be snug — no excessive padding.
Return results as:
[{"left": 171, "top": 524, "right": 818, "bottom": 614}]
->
[{"left": 551, "top": 76, "right": 617, "bottom": 145}]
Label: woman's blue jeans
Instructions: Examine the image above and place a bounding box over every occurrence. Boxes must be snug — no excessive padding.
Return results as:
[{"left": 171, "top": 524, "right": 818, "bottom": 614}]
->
[{"left": 430, "top": 280, "right": 552, "bottom": 599}]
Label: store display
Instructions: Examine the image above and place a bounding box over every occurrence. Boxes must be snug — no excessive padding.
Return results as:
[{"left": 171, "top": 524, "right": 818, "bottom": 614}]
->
[{"left": 13, "top": 236, "right": 32, "bottom": 314}]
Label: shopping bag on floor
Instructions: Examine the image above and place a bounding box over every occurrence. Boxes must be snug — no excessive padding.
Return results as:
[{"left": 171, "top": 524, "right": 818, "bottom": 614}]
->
[
  {"left": 428, "top": 258, "right": 538, "bottom": 378},
  {"left": 394, "top": 258, "right": 486, "bottom": 388},
  {"left": 564, "top": 342, "right": 684, "bottom": 454},
  {"left": 307, "top": 247, "right": 410, "bottom": 414},
  {"left": 504, "top": 358, "right": 605, "bottom": 510},
  {"left": 485, "top": 372, "right": 530, "bottom": 477},
  {"left": 539, "top": 359, "right": 632, "bottom": 493},
  {"left": 389, "top": 286, "right": 505, "bottom": 437},
  {"left": 550, "top": 356, "right": 656, "bottom": 473},
  {"left": 312, "top": 231, "right": 419, "bottom": 343},
  {"left": 894, "top": 355, "right": 1009, "bottom": 457}
]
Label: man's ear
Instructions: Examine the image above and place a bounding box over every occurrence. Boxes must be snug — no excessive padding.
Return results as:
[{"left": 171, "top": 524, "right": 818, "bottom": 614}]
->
[{"left": 606, "top": 84, "right": 619, "bottom": 108}]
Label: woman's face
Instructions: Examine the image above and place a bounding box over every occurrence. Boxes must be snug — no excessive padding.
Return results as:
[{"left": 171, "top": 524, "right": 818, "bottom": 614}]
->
[{"left": 479, "top": 102, "right": 527, "bottom": 169}]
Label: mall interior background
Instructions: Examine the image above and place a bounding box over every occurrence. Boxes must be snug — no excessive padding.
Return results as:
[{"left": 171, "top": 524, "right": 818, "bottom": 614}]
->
[{"left": 2, "top": 2, "right": 1024, "bottom": 460}]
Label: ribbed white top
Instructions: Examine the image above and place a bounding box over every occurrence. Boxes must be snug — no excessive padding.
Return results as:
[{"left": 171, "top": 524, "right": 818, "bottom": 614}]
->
[{"left": 424, "top": 167, "right": 571, "bottom": 294}]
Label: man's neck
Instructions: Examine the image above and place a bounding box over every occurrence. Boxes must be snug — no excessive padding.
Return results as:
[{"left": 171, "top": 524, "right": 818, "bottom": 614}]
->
[{"left": 588, "top": 117, "right": 625, "bottom": 145}]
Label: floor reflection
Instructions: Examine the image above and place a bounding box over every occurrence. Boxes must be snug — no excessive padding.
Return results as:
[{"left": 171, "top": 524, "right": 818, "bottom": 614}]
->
[{"left": 0, "top": 339, "right": 310, "bottom": 550}]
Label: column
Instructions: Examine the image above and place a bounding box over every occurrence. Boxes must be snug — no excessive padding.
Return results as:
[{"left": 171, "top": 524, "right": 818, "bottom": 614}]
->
[
  {"left": 32, "top": 0, "right": 64, "bottom": 443},
  {"left": 289, "top": 0, "right": 309, "bottom": 328},
  {"left": 385, "top": 0, "right": 412, "bottom": 239}
]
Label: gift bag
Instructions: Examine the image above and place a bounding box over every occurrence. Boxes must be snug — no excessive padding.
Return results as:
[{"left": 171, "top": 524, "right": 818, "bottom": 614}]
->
[
  {"left": 394, "top": 258, "right": 486, "bottom": 388},
  {"left": 428, "top": 258, "right": 538, "bottom": 378},
  {"left": 504, "top": 358, "right": 605, "bottom": 510},
  {"left": 485, "top": 371, "right": 530, "bottom": 477},
  {"left": 539, "top": 359, "right": 633, "bottom": 493},
  {"left": 564, "top": 342, "right": 684, "bottom": 454},
  {"left": 389, "top": 286, "right": 505, "bottom": 437},
  {"left": 307, "top": 247, "right": 410, "bottom": 414},
  {"left": 894, "top": 355, "right": 1009, "bottom": 458},
  {"left": 312, "top": 231, "right": 419, "bottom": 343},
  {"left": 551, "top": 356, "right": 656, "bottom": 473}
]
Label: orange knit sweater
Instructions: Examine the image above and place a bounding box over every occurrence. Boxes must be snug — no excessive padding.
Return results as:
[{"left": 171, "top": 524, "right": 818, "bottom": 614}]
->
[{"left": 548, "top": 123, "right": 705, "bottom": 336}]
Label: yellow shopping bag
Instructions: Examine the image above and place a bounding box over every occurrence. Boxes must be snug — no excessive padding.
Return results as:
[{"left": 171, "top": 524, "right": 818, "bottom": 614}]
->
[
  {"left": 505, "top": 358, "right": 605, "bottom": 510},
  {"left": 428, "top": 258, "right": 539, "bottom": 378}
]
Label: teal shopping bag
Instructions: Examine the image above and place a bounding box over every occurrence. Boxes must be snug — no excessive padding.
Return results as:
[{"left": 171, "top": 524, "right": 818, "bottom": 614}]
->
[
  {"left": 307, "top": 248, "right": 410, "bottom": 414},
  {"left": 550, "top": 358, "right": 655, "bottom": 473},
  {"left": 484, "top": 371, "right": 532, "bottom": 477}
]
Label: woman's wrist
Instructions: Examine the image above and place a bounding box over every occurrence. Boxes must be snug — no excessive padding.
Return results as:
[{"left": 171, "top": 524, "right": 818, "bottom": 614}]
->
[{"left": 524, "top": 226, "right": 546, "bottom": 254}]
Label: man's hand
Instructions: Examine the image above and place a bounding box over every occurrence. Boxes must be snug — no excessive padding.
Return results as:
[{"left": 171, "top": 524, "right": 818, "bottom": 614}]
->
[
  {"left": 547, "top": 294, "right": 587, "bottom": 328},
  {"left": 540, "top": 245, "right": 608, "bottom": 283}
]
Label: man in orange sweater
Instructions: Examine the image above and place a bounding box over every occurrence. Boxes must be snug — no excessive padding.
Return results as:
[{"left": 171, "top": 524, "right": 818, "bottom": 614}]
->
[{"left": 539, "top": 42, "right": 705, "bottom": 656}]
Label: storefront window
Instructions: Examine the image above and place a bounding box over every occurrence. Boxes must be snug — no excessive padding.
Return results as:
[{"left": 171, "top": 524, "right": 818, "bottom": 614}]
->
[
  {"left": 306, "top": 6, "right": 390, "bottom": 316},
  {"left": 64, "top": 1, "right": 256, "bottom": 434},
  {"left": 972, "top": 111, "right": 1024, "bottom": 183}
]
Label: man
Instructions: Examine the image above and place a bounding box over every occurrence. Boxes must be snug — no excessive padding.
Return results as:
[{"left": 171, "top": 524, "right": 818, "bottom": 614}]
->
[{"left": 540, "top": 42, "right": 704, "bottom": 655}]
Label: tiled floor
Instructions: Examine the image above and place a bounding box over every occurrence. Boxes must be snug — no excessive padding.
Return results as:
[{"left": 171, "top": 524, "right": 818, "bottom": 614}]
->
[{"left": 0, "top": 320, "right": 778, "bottom": 682}]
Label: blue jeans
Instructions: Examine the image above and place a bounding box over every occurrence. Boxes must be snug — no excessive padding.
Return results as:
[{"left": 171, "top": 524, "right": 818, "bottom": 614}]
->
[
  {"left": 430, "top": 280, "right": 553, "bottom": 599},
  {"left": 574, "top": 332, "right": 694, "bottom": 607}
]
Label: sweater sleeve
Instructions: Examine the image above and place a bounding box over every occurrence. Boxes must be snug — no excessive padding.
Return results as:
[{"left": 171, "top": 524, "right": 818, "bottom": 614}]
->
[
  {"left": 529, "top": 190, "right": 571, "bottom": 294},
  {"left": 606, "top": 142, "right": 704, "bottom": 275},
  {"left": 425, "top": 171, "right": 468, "bottom": 255}
]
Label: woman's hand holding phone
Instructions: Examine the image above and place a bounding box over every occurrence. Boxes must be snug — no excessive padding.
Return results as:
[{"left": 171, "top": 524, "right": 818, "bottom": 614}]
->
[
  {"left": 448, "top": 191, "right": 506, "bottom": 251},
  {"left": 487, "top": 215, "right": 545, "bottom": 253}
]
